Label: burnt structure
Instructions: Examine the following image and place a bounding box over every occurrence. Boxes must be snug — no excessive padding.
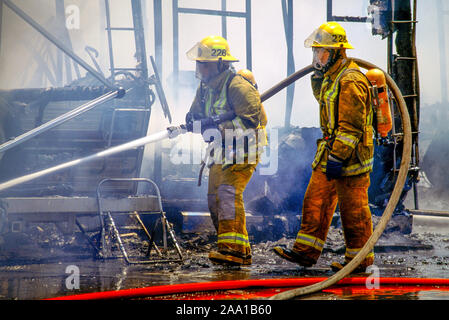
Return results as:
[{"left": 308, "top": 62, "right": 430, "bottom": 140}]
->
[{"left": 0, "top": 0, "right": 179, "bottom": 262}]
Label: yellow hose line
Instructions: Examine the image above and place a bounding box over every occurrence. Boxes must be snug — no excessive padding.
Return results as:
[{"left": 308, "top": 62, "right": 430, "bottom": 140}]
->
[{"left": 268, "top": 58, "right": 412, "bottom": 300}]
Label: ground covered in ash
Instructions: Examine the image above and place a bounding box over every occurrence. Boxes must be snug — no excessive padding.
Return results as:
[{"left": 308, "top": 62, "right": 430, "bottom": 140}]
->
[
  {"left": 0, "top": 213, "right": 449, "bottom": 299},
  {"left": 178, "top": 214, "right": 449, "bottom": 280}
]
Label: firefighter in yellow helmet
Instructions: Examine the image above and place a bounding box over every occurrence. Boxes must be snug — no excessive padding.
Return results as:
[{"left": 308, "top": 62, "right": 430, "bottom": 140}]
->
[
  {"left": 185, "top": 36, "right": 266, "bottom": 266},
  {"left": 273, "top": 22, "right": 375, "bottom": 273}
]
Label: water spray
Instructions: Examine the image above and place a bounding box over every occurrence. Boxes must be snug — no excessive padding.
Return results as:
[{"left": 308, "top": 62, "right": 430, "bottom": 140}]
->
[{"left": 0, "top": 126, "right": 185, "bottom": 192}]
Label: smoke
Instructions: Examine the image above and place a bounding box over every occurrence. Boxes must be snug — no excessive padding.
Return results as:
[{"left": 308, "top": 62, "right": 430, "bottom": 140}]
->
[{"left": 0, "top": 1, "right": 446, "bottom": 113}]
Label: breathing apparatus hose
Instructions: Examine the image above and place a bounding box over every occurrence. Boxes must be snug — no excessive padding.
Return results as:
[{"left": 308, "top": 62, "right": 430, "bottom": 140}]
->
[{"left": 261, "top": 58, "right": 412, "bottom": 300}]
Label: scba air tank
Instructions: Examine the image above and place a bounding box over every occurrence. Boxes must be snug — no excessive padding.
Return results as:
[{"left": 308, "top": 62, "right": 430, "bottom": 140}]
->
[{"left": 366, "top": 68, "right": 392, "bottom": 139}]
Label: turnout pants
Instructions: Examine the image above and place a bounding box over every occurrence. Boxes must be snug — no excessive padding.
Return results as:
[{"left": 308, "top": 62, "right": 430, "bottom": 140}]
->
[
  {"left": 293, "top": 169, "right": 374, "bottom": 268},
  {"left": 208, "top": 163, "right": 256, "bottom": 259}
]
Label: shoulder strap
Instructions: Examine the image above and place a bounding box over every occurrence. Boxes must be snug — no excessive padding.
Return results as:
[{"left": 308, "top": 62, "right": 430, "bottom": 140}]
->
[
  {"left": 225, "top": 72, "right": 237, "bottom": 111},
  {"left": 329, "top": 66, "right": 350, "bottom": 134},
  {"left": 199, "top": 81, "right": 207, "bottom": 111}
]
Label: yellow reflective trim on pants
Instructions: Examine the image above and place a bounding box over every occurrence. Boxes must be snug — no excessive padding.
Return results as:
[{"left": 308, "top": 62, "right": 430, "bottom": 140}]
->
[
  {"left": 295, "top": 232, "right": 325, "bottom": 252},
  {"left": 218, "top": 232, "right": 250, "bottom": 248},
  {"left": 345, "top": 247, "right": 374, "bottom": 259}
]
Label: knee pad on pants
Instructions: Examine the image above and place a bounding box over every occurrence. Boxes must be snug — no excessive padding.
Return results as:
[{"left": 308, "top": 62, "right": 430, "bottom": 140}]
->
[{"left": 217, "top": 184, "right": 236, "bottom": 221}]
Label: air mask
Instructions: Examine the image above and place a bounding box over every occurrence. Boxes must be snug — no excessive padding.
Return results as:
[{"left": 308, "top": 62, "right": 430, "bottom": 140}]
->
[{"left": 312, "top": 47, "right": 332, "bottom": 72}]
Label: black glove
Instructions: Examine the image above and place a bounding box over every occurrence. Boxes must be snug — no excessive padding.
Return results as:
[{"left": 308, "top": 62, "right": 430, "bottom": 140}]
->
[
  {"left": 312, "top": 69, "right": 324, "bottom": 79},
  {"left": 184, "top": 116, "right": 216, "bottom": 134},
  {"left": 200, "top": 117, "right": 217, "bottom": 131},
  {"left": 187, "top": 111, "right": 237, "bottom": 134},
  {"left": 185, "top": 112, "right": 200, "bottom": 132},
  {"left": 326, "top": 155, "right": 343, "bottom": 181}
]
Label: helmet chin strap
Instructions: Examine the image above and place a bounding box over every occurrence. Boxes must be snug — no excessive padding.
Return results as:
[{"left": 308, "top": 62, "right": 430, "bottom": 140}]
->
[{"left": 218, "top": 58, "right": 232, "bottom": 73}]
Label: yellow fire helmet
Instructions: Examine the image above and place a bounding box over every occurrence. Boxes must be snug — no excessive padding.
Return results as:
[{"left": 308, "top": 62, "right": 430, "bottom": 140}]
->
[
  {"left": 304, "top": 22, "right": 354, "bottom": 49},
  {"left": 186, "top": 35, "right": 239, "bottom": 62}
]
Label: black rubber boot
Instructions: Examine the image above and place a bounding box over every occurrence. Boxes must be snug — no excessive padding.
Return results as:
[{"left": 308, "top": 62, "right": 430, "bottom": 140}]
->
[
  {"left": 209, "top": 250, "right": 252, "bottom": 266},
  {"left": 272, "top": 246, "right": 315, "bottom": 267},
  {"left": 330, "top": 261, "right": 367, "bottom": 274}
]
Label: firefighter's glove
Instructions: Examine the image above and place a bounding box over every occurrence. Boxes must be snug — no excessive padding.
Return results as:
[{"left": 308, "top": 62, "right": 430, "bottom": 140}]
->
[
  {"left": 326, "top": 154, "right": 343, "bottom": 181},
  {"left": 312, "top": 69, "right": 324, "bottom": 79},
  {"left": 185, "top": 112, "right": 201, "bottom": 132},
  {"left": 185, "top": 112, "right": 194, "bottom": 132},
  {"left": 200, "top": 118, "right": 218, "bottom": 143},
  {"left": 199, "top": 117, "right": 218, "bottom": 134},
  {"left": 185, "top": 121, "right": 194, "bottom": 132}
]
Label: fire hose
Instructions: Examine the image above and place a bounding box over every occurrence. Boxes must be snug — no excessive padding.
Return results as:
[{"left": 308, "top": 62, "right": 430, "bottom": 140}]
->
[
  {"left": 47, "top": 277, "right": 449, "bottom": 300},
  {"left": 263, "top": 58, "right": 412, "bottom": 300}
]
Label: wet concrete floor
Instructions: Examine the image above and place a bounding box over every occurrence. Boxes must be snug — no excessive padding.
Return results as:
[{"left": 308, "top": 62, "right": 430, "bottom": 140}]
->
[{"left": 1, "top": 222, "right": 449, "bottom": 300}]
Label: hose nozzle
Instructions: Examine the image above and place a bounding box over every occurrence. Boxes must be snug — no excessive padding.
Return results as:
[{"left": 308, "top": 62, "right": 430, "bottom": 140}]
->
[{"left": 167, "top": 125, "right": 187, "bottom": 139}]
